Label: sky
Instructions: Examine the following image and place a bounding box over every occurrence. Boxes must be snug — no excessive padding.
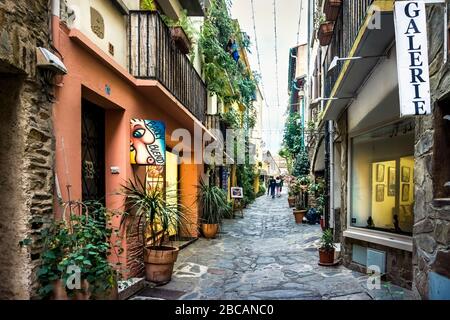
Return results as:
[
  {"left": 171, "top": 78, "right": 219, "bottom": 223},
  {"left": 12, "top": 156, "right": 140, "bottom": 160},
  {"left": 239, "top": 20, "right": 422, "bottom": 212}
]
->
[{"left": 230, "top": 0, "right": 308, "bottom": 155}]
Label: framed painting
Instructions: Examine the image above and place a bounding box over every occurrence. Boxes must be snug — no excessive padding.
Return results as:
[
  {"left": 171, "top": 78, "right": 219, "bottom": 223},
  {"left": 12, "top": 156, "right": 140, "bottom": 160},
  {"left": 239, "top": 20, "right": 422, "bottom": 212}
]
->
[
  {"left": 388, "top": 167, "right": 396, "bottom": 197},
  {"left": 401, "top": 166, "right": 411, "bottom": 183},
  {"left": 231, "top": 187, "right": 244, "bottom": 199},
  {"left": 376, "top": 164, "right": 385, "bottom": 182},
  {"left": 376, "top": 184, "right": 385, "bottom": 202},
  {"left": 402, "top": 184, "right": 410, "bottom": 202}
]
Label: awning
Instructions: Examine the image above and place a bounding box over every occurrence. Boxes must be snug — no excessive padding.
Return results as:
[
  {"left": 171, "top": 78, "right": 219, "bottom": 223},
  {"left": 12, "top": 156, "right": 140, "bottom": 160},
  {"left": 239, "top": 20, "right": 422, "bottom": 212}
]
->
[{"left": 322, "top": 1, "right": 395, "bottom": 121}]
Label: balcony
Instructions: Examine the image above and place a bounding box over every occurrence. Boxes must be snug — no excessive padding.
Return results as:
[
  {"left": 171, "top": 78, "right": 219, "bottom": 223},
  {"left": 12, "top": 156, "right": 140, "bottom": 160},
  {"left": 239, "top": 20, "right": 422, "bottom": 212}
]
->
[
  {"left": 322, "top": 0, "right": 395, "bottom": 121},
  {"left": 205, "top": 114, "right": 227, "bottom": 146},
  {"left": 129, "top": 11, "right": 207, "bottom": 122}
]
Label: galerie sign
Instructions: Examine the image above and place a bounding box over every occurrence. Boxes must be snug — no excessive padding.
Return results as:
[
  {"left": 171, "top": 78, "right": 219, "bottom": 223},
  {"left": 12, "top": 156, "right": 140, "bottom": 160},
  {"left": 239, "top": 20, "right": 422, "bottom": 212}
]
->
[{"left": 394, "top": 1, "right": 431, "bottom": 116}]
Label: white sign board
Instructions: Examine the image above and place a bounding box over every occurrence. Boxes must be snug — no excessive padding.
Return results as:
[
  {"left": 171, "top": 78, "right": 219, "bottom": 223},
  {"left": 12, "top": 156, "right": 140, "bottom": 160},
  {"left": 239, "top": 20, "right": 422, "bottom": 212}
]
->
[{"left": 394, "top": 1, "right": 431, "bottom": 116}]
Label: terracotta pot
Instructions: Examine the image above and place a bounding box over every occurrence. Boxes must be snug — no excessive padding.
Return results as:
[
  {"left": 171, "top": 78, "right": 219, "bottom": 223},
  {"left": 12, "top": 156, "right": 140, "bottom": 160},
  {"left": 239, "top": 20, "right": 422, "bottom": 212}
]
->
[
  {"left": 202, "top": 224, "right": 219, "bottom": 239},
  {"left": 319, "top": 248, "right": 335, "bottom": 264},
  {"left": 324, "top": 0, "right": 342, "bottom": 21},
  {"left": 51, "top": 279, "right": 68, "bottom": 300},
  {"left": 293, "top": 209, "right": 307, "bottom": 224},
  {"left": 288, "top": 197, "right": 296, "bottom": 208},
  {"left": 320, "top": 217, "right": 325, "bottom": 230},
  {"left": 74, "top": 279, "right": 91, "bottom": 300},
  {"left": 318, "top": 21, "right": 334, "bottom": 46},
  {"left": 144, "top": 246, "right": 179, "bottom": 285},
  {"left": 171, "top": 26, "right": 191, "bottom": 54}
]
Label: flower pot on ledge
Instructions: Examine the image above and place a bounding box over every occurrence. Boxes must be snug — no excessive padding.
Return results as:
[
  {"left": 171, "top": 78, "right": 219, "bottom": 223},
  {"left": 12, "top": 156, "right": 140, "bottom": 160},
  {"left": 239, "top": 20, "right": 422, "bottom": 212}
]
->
[
  {"left": 318, "top": 21, "right": 334, "bottom": 46},
  {"left": 170, "top": 26, "right": 191, "bottom": 54},
  {"left": 324, "top": 0, "right": 342, "bottom": 22}
]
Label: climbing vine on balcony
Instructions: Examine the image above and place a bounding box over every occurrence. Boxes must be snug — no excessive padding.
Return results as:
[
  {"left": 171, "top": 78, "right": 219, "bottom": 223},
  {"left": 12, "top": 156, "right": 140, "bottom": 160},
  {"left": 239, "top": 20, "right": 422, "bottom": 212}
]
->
[{"left": 199, "top": 0, "right": 258, "bottom": 118}]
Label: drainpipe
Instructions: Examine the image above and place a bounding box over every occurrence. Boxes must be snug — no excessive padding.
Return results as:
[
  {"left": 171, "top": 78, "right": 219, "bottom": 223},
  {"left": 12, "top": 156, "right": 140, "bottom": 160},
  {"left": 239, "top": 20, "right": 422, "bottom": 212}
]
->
[
  {"left": 324, "top": 121, "right": 330, "bottom": 229},
  {"left": 51, "top": 0, "right": 61, "bottom": 48},
  {"left": 329, "top": 120, "right": 335, "bottom": 230}
]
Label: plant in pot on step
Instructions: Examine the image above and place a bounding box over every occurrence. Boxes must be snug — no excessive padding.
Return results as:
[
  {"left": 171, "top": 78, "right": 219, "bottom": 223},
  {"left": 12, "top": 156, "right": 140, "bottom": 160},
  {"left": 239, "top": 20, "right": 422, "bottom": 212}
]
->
[
  {"left": 293, "top": 176, "right": 309, "bottom": 224},
  {"left": 121, "top": 177, "right": 193, "bottom": 285},
  {"left": 319, "top": 229, "right": 336, "bottom": 265},
  {"left": 197, "top": 179, "right": 231, "bottom": 239}
]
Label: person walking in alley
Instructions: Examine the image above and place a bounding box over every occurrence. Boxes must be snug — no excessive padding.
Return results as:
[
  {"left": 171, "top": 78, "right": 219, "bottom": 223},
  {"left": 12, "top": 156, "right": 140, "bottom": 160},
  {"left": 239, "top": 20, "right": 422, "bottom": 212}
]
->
[
  {"left": 268, "top": 176, "right": 277, "bottom": 199},
  {"left": 275, "top": 176, "right": 282, "bottom": 197}
]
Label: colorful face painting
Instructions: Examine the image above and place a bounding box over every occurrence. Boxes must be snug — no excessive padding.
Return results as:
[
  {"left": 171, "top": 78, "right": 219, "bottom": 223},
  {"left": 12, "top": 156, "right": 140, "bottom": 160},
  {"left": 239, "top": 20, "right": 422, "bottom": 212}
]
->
[{"left": 130, "top": 119, "right": 166, "bottom": 166}]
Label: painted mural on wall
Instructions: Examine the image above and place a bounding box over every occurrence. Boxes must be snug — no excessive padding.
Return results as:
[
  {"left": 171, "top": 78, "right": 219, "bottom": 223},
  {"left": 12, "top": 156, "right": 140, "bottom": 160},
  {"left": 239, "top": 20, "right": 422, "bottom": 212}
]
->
[{"left": 130, "top": 119, "right": 166, "bottom": 166}]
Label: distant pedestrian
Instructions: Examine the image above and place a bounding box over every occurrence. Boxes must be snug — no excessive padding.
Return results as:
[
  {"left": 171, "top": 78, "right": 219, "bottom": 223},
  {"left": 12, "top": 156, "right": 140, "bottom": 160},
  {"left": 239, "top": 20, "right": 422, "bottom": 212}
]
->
[
  {"left": 268, "top": 177, "right": 277, "bottom": 199},
  {"left": 275, "top": 176, "right": 281, "bottom": 197}
]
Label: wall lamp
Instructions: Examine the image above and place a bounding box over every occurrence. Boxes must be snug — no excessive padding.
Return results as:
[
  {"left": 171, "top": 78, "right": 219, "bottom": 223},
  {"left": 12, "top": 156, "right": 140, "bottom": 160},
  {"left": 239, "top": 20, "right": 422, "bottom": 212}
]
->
[
  {"left": 311, "top": 97, "right": 354, "bottom": 104},
  {"left": 328, "top": 55, "right": 387, "bottom": 73}
]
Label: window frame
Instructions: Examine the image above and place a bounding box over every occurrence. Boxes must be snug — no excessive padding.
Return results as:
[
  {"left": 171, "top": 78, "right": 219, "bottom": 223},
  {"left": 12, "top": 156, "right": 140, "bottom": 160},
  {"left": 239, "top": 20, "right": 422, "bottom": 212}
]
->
[{"left": 347, "top": 120, "right": 415, "bottom": 239}]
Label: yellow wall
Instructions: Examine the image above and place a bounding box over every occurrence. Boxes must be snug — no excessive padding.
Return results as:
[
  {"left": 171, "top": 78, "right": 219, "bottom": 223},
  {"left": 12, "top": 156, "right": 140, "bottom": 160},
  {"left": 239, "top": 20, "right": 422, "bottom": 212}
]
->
[
  {"left": 66, "top": 0, "right": 128, "bottom": 68},
  {"left": 166, "top": 151, "right": 179, "bottom": 236}
]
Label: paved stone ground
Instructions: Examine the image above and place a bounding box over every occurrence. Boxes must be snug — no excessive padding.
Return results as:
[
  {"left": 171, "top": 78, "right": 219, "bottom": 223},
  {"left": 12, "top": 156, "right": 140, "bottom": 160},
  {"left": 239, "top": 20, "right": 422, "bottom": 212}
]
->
[{"left": 132, "top": 192, "right": 419, "bottom": 300}]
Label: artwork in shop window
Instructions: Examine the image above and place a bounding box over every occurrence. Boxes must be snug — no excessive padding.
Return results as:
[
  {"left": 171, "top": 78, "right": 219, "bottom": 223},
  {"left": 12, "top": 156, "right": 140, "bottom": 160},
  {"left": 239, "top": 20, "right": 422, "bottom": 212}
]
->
[
  {"left": 130, "top": 119, "right": 166, "bottom": 165},
  {"left": 388, "top": 167, "right": 396, "bottom": 197},
  {"left": 401, "top": 166, "right": 411, "bottom": 183},
  {"left": 231, "top": 187, "right": 244, "bottom": 199},
  {"left": 376, "top": 184, "right": 385, "bottom": 202},
  {"left": 402, "top": 184, "right": 410, "bottom": 202},
  {"left": 376, "top": 164, "right": 385, "bottom": 182}
]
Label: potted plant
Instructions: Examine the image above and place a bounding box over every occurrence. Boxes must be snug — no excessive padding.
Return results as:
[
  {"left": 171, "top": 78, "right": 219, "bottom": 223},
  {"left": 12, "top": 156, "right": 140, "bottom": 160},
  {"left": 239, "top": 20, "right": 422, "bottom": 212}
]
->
[
  {"left": 121, "top": 177, "right": 193, "bottom": 285},
  {"left": 319, "top": 229, "right": 336, "bottom": 265},
  {"left": 162, "top": 10, "right": 195, "bottom": 54},
  {"left": 323, "top": 0, "right": 342, "bottom": 21},
  {"left": 292, "top": 177, "right": 309, "bottom": 224},
  {"left": 36, "top": 201, "right": 119, "bottom": 300},
  {"left": 140, "top": 0, "right": 157, "bottom": 11},
  {"left": 288, "top": 190, "right": 296, "bottom": 208},
  {"left": 197, "top": 179, "right": 230, "bottom": 239},
  {"left": 317, "top": 12, "right": 334, "bottom": 47}
]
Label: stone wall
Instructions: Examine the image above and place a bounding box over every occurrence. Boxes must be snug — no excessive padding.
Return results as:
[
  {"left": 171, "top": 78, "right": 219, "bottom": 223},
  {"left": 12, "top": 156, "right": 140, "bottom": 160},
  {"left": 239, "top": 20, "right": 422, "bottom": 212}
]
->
[
  {"left": 413, "top": 4, "right": 450, "bottom": 299},
  {"left": 0, "top": 0, "right": 54, "bottom": 299}
]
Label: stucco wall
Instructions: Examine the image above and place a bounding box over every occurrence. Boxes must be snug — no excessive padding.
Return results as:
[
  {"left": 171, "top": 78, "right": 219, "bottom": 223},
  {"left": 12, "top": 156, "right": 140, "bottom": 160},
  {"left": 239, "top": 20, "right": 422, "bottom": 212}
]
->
[{"left": 0, "top": 0, "right": 54, "bottom": 299}]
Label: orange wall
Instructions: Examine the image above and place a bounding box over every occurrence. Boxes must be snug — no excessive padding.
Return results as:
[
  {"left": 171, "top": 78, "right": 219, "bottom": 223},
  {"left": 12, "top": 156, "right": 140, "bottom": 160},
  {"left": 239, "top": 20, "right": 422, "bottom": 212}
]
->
[{"left": 53, "top": 21, "right": 203, "bottom": 273}]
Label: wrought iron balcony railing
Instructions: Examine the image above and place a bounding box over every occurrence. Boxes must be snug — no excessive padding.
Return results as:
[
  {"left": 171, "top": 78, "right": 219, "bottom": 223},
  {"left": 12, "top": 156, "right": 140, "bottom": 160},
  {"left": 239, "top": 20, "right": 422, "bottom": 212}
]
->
[
  {"left": 129, "top": 11, "right": 207, "bottom": 122},
  {"left": 323, "top": 0, "right": 374, "bottom": 98}
]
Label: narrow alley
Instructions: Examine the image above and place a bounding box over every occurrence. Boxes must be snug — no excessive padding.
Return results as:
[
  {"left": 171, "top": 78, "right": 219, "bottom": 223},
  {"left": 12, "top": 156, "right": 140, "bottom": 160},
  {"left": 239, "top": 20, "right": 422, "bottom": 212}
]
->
[{"left": 132, "top": 193, "right": 417, "bottom": 301}]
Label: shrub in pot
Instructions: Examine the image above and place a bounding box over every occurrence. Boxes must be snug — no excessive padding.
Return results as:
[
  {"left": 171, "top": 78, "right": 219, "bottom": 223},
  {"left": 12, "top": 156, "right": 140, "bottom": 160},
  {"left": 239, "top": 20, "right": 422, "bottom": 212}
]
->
[
  {"left": 288, "top": 190, "right": 296, "bottom": 208},
  {"left": 319, "top": 229, "right": 336, "bottom": 265},
  {"left": 161, "top": 10, "right": 195, "bottom": 54},
  {"left": 121, "top": 177, "right": 193, "bottom": 285},
  {"left": 197, "top": 179, "right": 230, "bottom": 239},
  {"left": 36, "top": 201, "right": 119, "bottom": 300}
]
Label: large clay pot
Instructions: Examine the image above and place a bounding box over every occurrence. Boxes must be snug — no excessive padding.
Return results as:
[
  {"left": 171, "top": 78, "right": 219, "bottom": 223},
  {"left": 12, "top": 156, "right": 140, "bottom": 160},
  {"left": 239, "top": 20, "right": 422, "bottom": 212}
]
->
[
  {"left": 319, "top": 248, "right": 335, "bottom": 264},
  {"left": 318, "top": 21, "right": 335, "bottom": 46},
  {"left": 91, "top": 282, "right": 119, "bottom": 300},
  {"left": 202, "top": 224, "right": 219, "bottom": 239},
  {"left": 288, "top": 197, "right": 296, "bottom": 208},
  {"left": 293, "top": 209, "right": 307, "bottom": 224},
  {"left": 171, "top": 27, "right": 191, "bottom": 54},
  {"left": 51, "top": 279, "right": 68, "bottom": 300},
  {"left": 144, "top": 246, "right": 179, "bottom": 285}
]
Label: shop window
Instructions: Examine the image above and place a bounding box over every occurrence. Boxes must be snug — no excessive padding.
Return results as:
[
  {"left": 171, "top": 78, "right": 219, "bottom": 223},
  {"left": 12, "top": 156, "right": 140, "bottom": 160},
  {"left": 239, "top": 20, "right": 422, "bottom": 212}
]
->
[
  {"left": 350, "top": 120, "right": 415, "bottom": 236},
  {"left": 434, "top": 98, "right": 450, "bottom": 201}
]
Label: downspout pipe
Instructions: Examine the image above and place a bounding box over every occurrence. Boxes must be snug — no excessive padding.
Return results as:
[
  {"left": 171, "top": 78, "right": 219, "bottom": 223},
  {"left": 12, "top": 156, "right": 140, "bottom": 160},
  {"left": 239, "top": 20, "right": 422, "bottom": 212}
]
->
[
  {"left": 51, "top": 0, "right": 61, "bottom": 48},
  {"left": 329, "top": 120, "right": 335, "bottom": 231}
]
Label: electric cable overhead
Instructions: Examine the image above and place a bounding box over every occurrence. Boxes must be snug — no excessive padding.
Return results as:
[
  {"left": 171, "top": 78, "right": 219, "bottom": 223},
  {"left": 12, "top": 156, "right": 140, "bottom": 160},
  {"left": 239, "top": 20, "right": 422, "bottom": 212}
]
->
[{"left": 273, "top": 0, "right": 281, "bottom": 110}]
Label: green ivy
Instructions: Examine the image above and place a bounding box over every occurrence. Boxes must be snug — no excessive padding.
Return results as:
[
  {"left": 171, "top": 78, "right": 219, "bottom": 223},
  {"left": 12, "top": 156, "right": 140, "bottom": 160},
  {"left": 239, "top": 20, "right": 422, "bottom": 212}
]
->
[{"left": 199, "top": 0, "right": 257, "bottom": 110}]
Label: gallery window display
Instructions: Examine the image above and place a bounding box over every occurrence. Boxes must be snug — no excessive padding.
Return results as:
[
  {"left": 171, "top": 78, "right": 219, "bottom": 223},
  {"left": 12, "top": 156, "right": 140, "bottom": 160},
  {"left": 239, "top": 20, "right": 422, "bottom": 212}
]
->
[{"left": 350, "top": 120, "right": 415, "bottom": 235}]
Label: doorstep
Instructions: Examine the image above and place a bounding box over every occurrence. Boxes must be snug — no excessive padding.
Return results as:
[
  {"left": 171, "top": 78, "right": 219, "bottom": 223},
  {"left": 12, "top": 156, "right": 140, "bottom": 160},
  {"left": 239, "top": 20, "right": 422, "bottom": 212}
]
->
[{"left": 118, "top": 278, "right": 146, "bottom": 300}]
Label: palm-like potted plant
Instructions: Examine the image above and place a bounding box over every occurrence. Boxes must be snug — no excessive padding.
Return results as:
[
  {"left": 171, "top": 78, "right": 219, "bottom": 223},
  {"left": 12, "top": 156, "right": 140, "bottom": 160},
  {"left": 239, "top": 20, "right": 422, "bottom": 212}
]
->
[
  {"left": 319, "top": 229, "right": 336, "bottom": 265},
  {"left": 197, "top": 179, "right": 230, "bottom": 239},
  {"left": 121, "top": 177, "right": 193, "bottom": 285}
]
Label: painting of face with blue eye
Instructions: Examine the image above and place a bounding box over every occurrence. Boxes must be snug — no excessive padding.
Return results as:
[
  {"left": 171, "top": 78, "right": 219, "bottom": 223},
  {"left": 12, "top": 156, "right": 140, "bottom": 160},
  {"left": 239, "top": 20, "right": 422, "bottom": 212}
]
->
[{"left": 130, "top": 119, "right": 166, "bottom": 165}]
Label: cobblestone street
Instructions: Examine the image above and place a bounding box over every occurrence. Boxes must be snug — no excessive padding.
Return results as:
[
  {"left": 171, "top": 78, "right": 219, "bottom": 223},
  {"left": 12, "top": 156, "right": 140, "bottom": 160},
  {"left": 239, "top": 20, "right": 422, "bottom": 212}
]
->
[{"left": 132, "top": 193, "right": 418, "bottom": 300}]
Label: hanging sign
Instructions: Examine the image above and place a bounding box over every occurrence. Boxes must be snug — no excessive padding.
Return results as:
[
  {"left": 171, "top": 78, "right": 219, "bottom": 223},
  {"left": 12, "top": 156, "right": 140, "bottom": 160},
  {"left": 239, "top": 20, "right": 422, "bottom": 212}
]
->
[
  {"left": 394, "top": 1, "right": 431, "bottom": 116},
  {"left": 130, "top": 119, "right": 166, "bottom": 165}
]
